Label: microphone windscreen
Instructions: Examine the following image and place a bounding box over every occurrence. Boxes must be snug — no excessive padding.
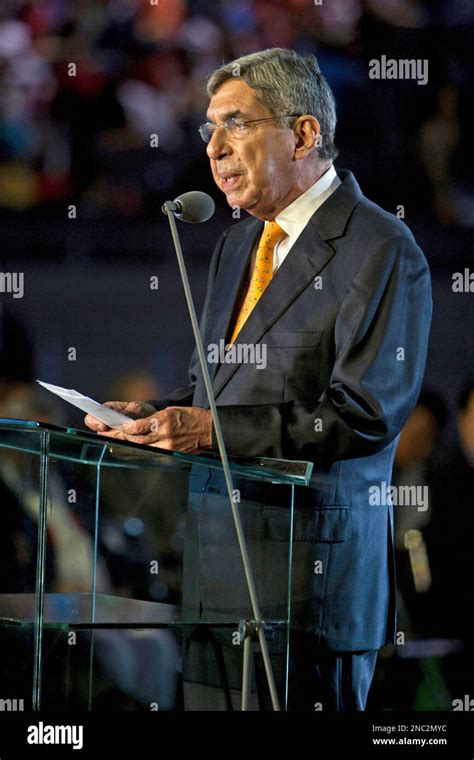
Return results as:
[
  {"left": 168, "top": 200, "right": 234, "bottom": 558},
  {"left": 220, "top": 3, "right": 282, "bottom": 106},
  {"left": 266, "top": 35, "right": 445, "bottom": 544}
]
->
[{"left": 173, "top": 191, "right": 215, "bottom": 223}]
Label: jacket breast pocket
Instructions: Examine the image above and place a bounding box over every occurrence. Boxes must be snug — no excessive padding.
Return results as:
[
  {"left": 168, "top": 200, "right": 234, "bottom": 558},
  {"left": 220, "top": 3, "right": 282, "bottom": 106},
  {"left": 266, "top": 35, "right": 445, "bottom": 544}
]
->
[
  {"left": 264, "top": 332, "right": 326, "bottom": 402},
  {"left": 265, "top": 331, "right": 324, "bottom": 348},
  {"left": 263, "top": 505, "right": 352, "bottom": 544}
]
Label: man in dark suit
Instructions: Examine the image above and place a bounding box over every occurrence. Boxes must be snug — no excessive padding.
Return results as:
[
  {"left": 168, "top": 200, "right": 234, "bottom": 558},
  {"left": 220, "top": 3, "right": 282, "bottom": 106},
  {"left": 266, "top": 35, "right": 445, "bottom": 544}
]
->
[{"left": 85, "top": 48, "right": 432, "bottom": 710}]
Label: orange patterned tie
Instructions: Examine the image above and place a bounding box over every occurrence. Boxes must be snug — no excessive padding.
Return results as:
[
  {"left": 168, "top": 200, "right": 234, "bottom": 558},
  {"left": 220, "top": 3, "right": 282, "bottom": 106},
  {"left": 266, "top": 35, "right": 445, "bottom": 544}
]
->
[{"left": 229, "top": 221, "right": 285, "bottom": 344}]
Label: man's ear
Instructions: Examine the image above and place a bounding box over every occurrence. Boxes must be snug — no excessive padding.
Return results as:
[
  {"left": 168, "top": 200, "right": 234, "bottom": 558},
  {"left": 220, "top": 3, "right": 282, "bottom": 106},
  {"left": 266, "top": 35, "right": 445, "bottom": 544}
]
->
[{"left": 293, "top": 115, "right": 321, "bottom": 160}]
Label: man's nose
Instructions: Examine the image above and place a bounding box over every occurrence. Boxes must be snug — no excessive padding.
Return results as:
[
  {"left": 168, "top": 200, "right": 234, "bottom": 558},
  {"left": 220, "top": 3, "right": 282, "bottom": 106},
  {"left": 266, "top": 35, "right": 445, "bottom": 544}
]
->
[{"left": 206, "top": 127, "right": 231, "bottom": 160}]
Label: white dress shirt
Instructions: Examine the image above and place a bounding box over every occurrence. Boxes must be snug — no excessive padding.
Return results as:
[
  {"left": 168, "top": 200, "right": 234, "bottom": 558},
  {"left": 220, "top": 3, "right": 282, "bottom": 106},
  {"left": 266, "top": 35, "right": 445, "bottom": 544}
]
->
[
  {"left": 235, "top": 165, "right": 341, "bottom": 325},
  {"left": 270, "top": 164, "right": 341, "bottom": 271}
]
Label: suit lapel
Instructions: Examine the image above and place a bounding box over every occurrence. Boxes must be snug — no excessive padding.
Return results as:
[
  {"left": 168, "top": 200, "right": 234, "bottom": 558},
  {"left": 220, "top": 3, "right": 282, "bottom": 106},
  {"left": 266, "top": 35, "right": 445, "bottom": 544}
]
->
[
  {"left": 209, "top": 169, "right": 363, "bottom": 398},
  {"left": 211, "top": 223, "right": 336, "bottom": 398},
  {"left": 204, "top": 217, "right": 263, "bottom": 383}
]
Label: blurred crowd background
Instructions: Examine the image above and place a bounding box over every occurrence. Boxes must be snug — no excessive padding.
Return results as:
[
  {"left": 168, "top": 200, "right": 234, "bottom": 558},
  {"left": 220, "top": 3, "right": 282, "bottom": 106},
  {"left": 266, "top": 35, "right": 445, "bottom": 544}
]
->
[
  {"left": 0, "top": 0, "right": 473, "bottom": 220},
  {"left": 0, "top": 0, "right": 474, "bottom": 711}
]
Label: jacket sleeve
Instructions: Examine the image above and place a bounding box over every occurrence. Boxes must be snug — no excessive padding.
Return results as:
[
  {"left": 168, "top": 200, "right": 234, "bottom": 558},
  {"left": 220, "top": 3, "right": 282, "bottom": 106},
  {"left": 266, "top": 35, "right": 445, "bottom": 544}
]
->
[
  {"left": 212, "top": 234, "right": 433, "bottom": 462},
  {"left": 147, "top": 227, "right": 229, "bottom": 411}
]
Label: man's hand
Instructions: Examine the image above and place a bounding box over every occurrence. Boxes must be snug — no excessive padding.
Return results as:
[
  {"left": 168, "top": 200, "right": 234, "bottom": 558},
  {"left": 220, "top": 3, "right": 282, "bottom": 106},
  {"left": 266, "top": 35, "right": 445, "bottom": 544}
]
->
[
  {"left": 84, "top": 401, "right": 157, "bottom": 433},
  {"left": 85, "top": 403, "right": 213, "bottom": 453}
]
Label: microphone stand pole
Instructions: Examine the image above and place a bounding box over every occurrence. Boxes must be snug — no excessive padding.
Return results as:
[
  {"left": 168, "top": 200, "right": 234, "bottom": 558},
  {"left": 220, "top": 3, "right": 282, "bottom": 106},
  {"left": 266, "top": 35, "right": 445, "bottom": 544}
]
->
[{"left": 163, "top": 202, "right": 281, "bottom": 711}]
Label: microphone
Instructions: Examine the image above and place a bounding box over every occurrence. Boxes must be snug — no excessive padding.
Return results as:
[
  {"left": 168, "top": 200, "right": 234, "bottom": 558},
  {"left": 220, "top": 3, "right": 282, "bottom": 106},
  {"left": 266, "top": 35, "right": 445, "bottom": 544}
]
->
[
  {"left": 162, "top": 191, "right": 215, "bottom": 223},
  {"left": 161, "top": 190, "right": 281, "bottom": 710}
]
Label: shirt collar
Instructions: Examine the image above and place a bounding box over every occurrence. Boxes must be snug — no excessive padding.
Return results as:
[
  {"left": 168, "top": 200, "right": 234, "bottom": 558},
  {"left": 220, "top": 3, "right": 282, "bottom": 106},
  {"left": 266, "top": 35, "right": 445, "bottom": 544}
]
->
[{"left": 275, "top": 164, "right": 339, "bottom": 239}]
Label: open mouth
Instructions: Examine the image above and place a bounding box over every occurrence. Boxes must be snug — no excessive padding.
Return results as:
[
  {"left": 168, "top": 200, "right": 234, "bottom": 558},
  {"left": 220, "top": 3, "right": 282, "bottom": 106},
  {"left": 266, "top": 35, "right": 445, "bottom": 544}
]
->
[{"left": 220, "top": 174, "right": 242, "bottom": 189}]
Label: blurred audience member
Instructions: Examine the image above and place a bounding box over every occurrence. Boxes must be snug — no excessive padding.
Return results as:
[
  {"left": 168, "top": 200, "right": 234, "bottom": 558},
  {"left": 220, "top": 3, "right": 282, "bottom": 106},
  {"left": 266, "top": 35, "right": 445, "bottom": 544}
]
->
[
  {"left": 392, "top": 389, "right": 447, "bottom": 634},
  {"left": 423, "top": 377, "right": 474, "bottom": 638},
  {"left": 419, "top": 85, "right": 460, "bottom": 225},
  {"left": 107, "top": 368, "right": 162, "bottom": 402},
  {"left": 420, "top": 377, "right": 474, "bottom": 700},
  {"left": 97, "top": 370, "right": 186, "bottom": 604},
  {"left": 0, "top": 380, "right": 110, "bottom": 593}
]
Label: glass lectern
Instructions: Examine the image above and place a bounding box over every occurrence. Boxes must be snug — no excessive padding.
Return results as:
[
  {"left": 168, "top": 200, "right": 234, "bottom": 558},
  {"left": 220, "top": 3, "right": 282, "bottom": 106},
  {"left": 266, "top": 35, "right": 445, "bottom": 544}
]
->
[{"left": 0, "top": 419, "right": 312, "bottom": 711}]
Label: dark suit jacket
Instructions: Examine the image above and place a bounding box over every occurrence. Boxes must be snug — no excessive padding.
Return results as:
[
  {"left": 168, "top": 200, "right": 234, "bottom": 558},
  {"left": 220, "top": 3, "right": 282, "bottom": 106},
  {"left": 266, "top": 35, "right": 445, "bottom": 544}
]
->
[{"left": 152, "top": 169, "right": 432, "bottom": 651}]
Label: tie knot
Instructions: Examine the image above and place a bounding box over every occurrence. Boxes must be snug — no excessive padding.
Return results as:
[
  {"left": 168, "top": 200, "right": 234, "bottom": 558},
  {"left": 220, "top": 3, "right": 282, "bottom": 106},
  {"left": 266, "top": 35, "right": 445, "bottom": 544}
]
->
[{"left": 261, "top": 221, "right": 285, "bottom": 248}]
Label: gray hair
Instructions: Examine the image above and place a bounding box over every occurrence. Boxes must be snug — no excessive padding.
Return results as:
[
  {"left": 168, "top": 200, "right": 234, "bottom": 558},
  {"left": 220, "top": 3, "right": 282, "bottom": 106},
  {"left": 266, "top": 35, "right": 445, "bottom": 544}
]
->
[{"left": 207, "top": 48, "right": 338, "bottom": 161}]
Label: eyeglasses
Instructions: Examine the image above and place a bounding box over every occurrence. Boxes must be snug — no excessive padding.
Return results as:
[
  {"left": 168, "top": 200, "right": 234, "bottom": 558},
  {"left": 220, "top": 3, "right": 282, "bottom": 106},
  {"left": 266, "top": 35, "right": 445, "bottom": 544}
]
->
[{"left": 198, "top": 114, "right": 300, "bottom": 143}]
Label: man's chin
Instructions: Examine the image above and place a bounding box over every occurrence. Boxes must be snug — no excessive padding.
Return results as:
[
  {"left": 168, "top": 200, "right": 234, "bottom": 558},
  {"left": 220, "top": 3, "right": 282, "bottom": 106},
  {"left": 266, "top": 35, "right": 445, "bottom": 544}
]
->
[
  {"left": 225, "top": 191, "right": 255, "bottom": 213},
  {"left": 225, "top": 192, "right": 242, "bottom": 208}
]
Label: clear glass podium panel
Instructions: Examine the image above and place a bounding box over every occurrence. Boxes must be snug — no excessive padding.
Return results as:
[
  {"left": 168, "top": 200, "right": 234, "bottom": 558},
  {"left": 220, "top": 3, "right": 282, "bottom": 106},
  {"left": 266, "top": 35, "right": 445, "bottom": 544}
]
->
[{"left": 0, "top": 419, "right": 313, "bottom": 711}]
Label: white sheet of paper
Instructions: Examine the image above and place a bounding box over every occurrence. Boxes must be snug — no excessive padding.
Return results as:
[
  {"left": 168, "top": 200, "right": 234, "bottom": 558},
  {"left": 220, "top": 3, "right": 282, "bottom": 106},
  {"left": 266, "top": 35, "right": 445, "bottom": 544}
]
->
[{"left": 37, "top": 380, "right": 131, "bottom": 428}]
